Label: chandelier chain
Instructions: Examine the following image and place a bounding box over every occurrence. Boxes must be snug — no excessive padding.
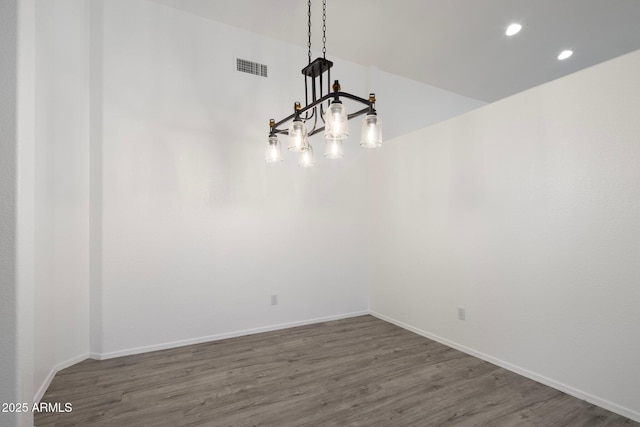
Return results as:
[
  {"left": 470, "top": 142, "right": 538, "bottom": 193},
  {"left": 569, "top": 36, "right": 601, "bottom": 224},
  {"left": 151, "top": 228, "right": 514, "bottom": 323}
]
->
[
  {"left": 307, "top": 0, "right": 312, "bottom": 64},
  {"left": 322, "top": 0, "right": 327, "bottom": 58}
]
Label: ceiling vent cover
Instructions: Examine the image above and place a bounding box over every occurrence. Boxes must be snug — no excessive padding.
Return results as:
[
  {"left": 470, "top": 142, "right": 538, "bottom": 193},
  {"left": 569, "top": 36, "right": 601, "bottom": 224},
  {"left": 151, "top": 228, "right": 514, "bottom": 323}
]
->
[{"left": 236, "top": 58, "right": 268, "bottom": 77}]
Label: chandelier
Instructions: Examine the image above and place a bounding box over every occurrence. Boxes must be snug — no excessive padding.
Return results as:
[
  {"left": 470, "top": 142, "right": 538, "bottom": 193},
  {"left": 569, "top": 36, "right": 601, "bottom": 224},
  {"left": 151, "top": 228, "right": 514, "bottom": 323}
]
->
[{"left": 265, "top": 0, "right": 382, "bottom": 166}]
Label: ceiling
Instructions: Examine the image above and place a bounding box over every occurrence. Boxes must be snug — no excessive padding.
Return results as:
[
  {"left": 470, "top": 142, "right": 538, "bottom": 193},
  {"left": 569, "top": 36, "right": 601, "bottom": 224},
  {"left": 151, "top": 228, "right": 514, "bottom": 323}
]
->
[{"left": 151, "top": 0, "right": 640, "bottom": 102}]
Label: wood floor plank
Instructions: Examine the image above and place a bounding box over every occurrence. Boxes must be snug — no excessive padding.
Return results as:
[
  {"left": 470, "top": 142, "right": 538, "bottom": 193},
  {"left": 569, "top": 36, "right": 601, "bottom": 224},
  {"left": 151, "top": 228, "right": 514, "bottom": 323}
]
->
[{"left": 35, "top": 315, "right": 638, "bottom": 426}]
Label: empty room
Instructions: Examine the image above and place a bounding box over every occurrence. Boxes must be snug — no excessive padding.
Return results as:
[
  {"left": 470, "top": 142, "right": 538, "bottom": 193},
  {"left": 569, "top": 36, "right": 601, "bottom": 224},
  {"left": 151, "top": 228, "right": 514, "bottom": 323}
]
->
[{"left": 2, "top": 0, "right": 640, "bottom": 426}]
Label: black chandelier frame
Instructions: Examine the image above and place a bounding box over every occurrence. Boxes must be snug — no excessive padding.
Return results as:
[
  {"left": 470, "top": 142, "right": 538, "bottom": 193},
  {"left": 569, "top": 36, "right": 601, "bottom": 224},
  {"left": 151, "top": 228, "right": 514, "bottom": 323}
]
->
[
  {"left": 267, "top": 0, "right": 378, "bottom": 141},
  {"left": 268, "top": 58, "right": 377, "bottom": 139}
]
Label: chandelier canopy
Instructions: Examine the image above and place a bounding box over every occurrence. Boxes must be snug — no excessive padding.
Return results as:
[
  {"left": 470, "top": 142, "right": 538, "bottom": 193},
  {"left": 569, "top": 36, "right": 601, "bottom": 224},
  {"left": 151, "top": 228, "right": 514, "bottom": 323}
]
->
[{"left": 265, "top": 0, "right": 382, "bottom": 166}]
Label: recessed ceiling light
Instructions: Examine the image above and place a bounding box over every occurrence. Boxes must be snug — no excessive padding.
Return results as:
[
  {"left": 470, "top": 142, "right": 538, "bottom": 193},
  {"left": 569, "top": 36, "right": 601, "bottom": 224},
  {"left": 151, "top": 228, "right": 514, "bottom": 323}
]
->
[
  {"left": 505, "top": 23, "right": 522, "bottom": 36},
  {"left": 558, "top": 50, "right": 573, "bottom": 60}
]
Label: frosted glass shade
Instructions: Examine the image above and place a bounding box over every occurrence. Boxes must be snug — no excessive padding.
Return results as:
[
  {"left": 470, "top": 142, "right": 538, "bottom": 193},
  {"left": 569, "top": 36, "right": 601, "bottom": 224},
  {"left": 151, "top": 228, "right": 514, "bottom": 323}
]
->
[
  {"left": 288, "top": 119, "right": 310, "bottom": 152},
  {"left": 324, "top": 137, "right": 344, "bottom": 159},
  {"left": 298, "top": 144, "right": 316, "bottom": 167},
  {"left": 360, "top": 113, "right": 382, "bottom": 148},
  {"left": 324, "top": 102, "right": 348, "bottom": 139},
  {"left": 265, "top": 135, "right": 283, "bottom": 163}
]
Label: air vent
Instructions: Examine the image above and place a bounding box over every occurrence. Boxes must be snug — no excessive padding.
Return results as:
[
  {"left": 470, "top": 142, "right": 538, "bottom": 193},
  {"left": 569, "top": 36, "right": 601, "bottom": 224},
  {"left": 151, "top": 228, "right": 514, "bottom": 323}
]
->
[{"left": 236, "top": 58, "right": 268, "bottom": 77}]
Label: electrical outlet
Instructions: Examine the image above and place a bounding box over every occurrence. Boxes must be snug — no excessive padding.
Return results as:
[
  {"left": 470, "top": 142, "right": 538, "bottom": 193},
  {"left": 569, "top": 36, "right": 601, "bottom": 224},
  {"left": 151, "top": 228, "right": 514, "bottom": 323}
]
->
[
  {"left": 457, "top": 307, "right": 466, "bottom": 321},
  {"left": 271, "top": 294, "right": 278, "bottom": 306}
]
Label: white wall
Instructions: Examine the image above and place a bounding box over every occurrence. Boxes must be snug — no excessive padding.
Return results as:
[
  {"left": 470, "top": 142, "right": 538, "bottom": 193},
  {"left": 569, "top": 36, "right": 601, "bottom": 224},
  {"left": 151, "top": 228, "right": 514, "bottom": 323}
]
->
[
  {"left": 17, "top": 0, "right": 37, "bottom": 425},
  {"left": 375, "top": 69, "right": 485, "bottom": 141},
  {"left": 33, "top": 0, "right": 91, "bottom": 402},
  {"left": 89, "top": 0, "right": 105, "bottom": 359},
  {"left": 369, "top": 50, "right": 640, "bottom": 421},
  {"left": 2, "top": 0, "right": 39, "bottom": 425},
  {"left": 97, "top": 0, "right": 372, "bottom": 356},
  {"left": 1, "top": 1, "right": 20, "bottom": 425}
]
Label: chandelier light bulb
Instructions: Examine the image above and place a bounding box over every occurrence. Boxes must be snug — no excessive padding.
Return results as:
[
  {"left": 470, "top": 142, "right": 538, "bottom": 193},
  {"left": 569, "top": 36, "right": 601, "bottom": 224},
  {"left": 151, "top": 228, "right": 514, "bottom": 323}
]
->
[
  {"left": 324, "top": 102, "right": 348, "bottom": 139},
  {"left": 324, "top": 137, "right": 344, "bottom": 159},
  {"left": 360, "top": 113, "right": 382, "bottom": 148},
  {"left": 298, "top": 144, "right": 316, "bottom": 167},
  {"left": 332, "top": 111, "right": 343, "bottom": 135},
  {"left": 265, "top": 135, "right": 283, "bottom": 163},
  {"left": 288, "top": 119, "right": 310, "bottom": 152}
]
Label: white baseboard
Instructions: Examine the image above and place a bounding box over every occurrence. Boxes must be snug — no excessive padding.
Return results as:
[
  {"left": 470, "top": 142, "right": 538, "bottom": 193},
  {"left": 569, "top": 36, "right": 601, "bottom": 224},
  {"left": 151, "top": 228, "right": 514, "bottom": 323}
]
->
[
  {"left": 370, "top": 311, "right": 640, "bottom": 423},
  {"left": 34, "top": 352, "right": 89, "bottom": 403},
  {"left": 91, "top": 310, "right": 369, "bottom": 360}
]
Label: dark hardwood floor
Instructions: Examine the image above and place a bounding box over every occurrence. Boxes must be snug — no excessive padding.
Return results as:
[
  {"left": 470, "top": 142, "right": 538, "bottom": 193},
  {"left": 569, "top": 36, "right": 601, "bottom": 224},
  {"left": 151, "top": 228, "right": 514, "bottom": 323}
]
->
[{"left": 36, "top": 315, "right": 637, "bottom": 426}]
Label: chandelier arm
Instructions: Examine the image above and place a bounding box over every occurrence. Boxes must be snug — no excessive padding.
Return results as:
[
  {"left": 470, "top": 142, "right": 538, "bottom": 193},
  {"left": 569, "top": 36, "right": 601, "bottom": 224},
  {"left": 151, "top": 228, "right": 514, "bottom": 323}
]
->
[
  {"left": 270, "top": 92, "right": 374, "bottom": 135},
  {"left": 303, "top": 66, "right": 317, "bottom": 121},
  {"left": 309, "top": 106, "right": 319, "bottom": 134},
  {"left": 306, "top": 106, "right": 367, "bottom": 137},
  {"left": 346, "top": 107, "right": 371, "bottom": 121},
  {"left": 321, "top": 65, "right": 330, "bottom": 122},
  {"left": 332, "top": 91, "right": 371, "bottom": 105},
  {"left": 304, "top": 74, "right": 309, "bottom": 115},
  {"left": 327, "top": 66, "right": 331, "bottom": 106},
  {"left": 307, "top": 126, "right": 326, "bottom": 137},
  {"left": 270, "top": 93, "right": 333, "bottom": 130},
  {"left": 271, "top": 110, "right": 304, "bottom": 133},
  {"left": 306, "top": 106, "right": 369, "bottom": 136},
  {"left": 307, "top": 73, "right": 318, "bottom": 119},
  {"left": 319, "top": 68, "right": 324, "bottom": 105},
  {"left": 303, "top": 76, "right": 314, "bottom": 121},
  {"left": 303, "top": 109, "right": 316, "bottom": 122},
  {"left": 271, "top": 106, "right": 370, "bottom": 137}
]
